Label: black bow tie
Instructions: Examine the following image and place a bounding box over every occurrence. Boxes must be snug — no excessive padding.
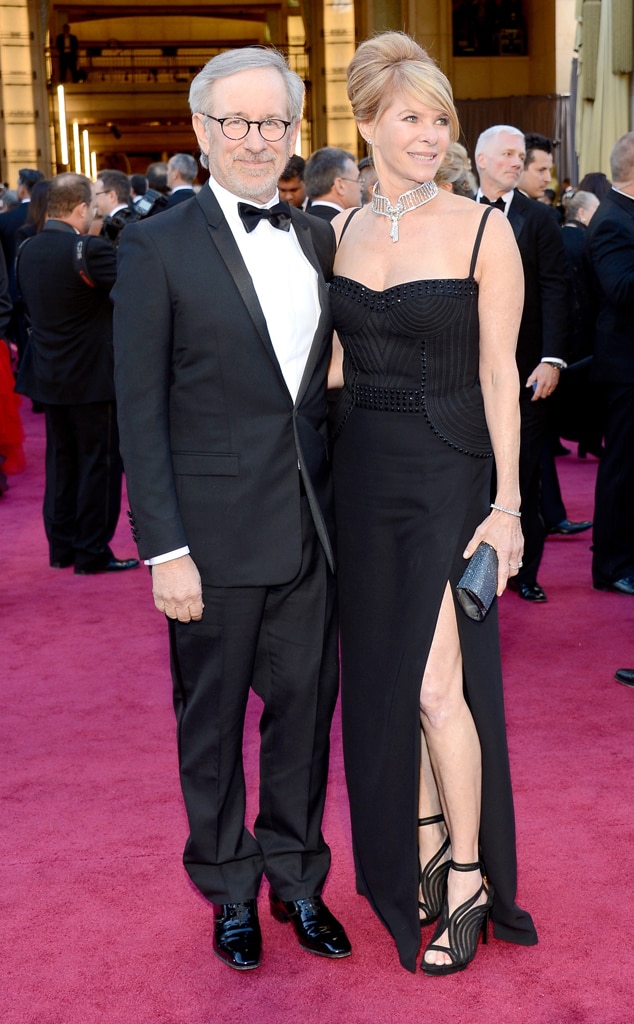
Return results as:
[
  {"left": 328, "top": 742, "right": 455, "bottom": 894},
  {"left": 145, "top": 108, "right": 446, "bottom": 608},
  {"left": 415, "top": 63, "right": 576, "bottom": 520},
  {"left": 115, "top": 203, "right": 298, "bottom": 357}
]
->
[
  {"left": 237, "top": 201, "right": 292, "bottom": 233},
  {"left": 479, "top": 195, "right": 506, "bottom": 211}
]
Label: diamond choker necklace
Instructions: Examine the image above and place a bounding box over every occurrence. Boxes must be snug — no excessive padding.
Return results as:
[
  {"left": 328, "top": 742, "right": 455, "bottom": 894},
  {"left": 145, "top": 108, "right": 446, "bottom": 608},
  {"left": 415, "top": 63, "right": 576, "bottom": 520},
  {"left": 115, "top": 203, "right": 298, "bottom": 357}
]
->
[{"left": 371, "top": 179, "right": 439, "bottom": 242}]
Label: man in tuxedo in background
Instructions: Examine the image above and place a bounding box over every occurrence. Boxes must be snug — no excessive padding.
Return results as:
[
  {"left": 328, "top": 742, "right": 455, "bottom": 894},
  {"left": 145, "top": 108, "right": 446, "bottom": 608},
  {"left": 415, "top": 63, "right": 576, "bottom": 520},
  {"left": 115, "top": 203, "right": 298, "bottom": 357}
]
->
[
  {"left": 304, "top": 147, "right": 363, "bottom": 221},
  {"left": 15, "top": 173, "right": 138, "bottom": 575},
  {"left": 113, "top": 46, "right": 350, "bottom": 972},
  {"left": 585, "top": 132, "right": 634, "bottom": 596},
  {"left": 475, "top": 125, "right": 569, "bottom": 602},
  {"left": 518, "top": 133, "right": 592, "bottom": 538},
  {"left": 165, "top": 152, "right": 198, "bottom": 207}
]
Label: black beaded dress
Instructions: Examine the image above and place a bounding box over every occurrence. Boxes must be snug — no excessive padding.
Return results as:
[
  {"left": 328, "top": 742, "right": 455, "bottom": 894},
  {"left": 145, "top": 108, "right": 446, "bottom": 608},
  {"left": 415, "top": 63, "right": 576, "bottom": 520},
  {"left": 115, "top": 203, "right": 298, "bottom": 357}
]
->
[{"left": 330, "top": 208, "right": 537, "bottom": 972}]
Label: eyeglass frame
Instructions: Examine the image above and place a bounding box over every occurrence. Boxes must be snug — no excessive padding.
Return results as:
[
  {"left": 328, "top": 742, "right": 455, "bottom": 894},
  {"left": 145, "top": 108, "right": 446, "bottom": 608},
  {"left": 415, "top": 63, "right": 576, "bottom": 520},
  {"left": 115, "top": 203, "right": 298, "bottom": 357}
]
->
[
  {"left": 338, "top": 175, "right": 363, "bottom": 186},
  {"left": 198, "top": 113, "right": 292, "bottom": 142}
]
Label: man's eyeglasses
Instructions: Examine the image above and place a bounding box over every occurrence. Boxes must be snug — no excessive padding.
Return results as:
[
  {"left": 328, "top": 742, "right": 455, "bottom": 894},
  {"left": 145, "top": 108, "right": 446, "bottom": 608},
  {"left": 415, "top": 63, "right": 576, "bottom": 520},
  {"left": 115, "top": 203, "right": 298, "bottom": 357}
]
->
[
  {"left": 339, "top": 176, "right": 363, "bottom": 186},
  {"left": 199, "top": 114, "right": 292, "bottom": 142}
]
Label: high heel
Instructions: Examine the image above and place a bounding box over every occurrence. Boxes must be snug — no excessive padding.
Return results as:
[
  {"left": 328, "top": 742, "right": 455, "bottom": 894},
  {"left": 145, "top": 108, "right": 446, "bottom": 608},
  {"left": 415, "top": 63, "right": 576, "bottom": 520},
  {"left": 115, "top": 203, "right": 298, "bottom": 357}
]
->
[
  {"left": 420, "top": 860, "right": 493, "bottom": 976},
  {"left": 417, "top": 814, "right": 450, "bottom": 927}
]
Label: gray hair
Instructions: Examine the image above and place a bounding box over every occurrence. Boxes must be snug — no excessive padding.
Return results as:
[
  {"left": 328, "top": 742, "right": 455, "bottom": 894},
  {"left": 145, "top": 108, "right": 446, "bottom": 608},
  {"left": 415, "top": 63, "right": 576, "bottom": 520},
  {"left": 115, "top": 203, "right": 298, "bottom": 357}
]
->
[
  {"left": 610, "top": 131, "right": 634, "bottom": 184},
  {"left": 564, "top": 189, "right": 598, "bottom": 223},
  {"left": 189, "top": 46, "right": 304, "bottom": 122},
  {"left": 304, "top": 147, "right": 356, "bottom": 199},
  {"left": 475, "top": 125, "right": 525, "bottom": 160},
  {"left": 168, "top": 152, "right": 198, "bottom": 183}
]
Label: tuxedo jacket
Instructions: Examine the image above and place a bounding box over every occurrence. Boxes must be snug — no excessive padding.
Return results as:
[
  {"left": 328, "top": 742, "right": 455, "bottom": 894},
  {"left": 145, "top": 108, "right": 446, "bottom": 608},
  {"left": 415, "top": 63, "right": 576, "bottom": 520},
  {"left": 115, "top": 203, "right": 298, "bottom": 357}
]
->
[
  {"left": 306, "top": 203, "right": 339, "bottom": 224},
  {"left": 506, "top": 189, "right": 569, "bottom": 389},
  {"left": 15, "top": 221, "right": 118, "bottom": 404},
  {"left": 585, "top": 188, "right": 634, "bottom": 384},
  {"left": 165, "top": 188, "right": 196, "bottom": 208},
  {"left": 113, "top": 186, "right": 336, "bottom": 587},
  {"left": 0, "top": 202, "right": 29, "bottom": 301}
]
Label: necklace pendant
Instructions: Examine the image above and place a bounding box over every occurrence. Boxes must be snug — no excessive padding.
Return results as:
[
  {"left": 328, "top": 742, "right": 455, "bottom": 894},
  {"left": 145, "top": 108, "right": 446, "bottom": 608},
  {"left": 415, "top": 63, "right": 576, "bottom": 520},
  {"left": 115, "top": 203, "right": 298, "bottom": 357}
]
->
[{"left": 390, "top": 217, "right": 399, "bottom": 243}]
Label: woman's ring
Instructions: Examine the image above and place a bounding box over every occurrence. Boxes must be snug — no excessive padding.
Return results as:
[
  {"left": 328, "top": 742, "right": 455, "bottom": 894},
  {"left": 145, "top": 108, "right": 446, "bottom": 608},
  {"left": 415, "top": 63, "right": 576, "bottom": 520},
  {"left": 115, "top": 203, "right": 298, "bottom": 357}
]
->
[{"left": 509, "top": 561, "right": 523, "bottom": 569}]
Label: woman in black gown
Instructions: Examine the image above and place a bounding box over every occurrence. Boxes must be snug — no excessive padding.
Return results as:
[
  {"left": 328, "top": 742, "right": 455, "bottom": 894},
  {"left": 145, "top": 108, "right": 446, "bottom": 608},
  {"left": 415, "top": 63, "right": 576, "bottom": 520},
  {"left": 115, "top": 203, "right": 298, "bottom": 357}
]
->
[{"left": 329, "top": 33, "right": 537, "bottom": 975}]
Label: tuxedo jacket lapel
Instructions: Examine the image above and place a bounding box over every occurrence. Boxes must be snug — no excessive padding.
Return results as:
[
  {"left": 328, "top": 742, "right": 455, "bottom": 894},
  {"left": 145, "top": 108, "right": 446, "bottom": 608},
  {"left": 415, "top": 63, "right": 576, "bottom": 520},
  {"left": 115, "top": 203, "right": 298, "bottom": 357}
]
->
[{"left": 507, "top": 190, "right": 527, "bottom": 243}]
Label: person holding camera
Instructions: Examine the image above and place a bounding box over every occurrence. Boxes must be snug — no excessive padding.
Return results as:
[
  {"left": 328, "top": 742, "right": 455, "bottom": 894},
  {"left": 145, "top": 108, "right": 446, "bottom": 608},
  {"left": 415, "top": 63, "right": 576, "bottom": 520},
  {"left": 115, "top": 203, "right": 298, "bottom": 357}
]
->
[{"left": 93, "top": 169, "right": 138, "bottom": 247}]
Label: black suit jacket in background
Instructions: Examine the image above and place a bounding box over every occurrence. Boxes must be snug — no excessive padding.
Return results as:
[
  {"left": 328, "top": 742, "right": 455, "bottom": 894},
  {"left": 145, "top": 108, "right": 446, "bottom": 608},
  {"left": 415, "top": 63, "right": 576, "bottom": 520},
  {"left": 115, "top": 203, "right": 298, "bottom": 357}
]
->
[
  {"left": 0, "top": 202, "right": 29, "bottom": 301},
  {"left": 507, "top": 189, "right": 569, "bottom": 387},
  {"left": 113, "top": 187, "right": 336, "bottom": 588},
  {"left": 165, "top": 188, "right": 196, "bottom": 208},
  {"left": 585, "top": 188, "right": 634, "bottom": 383},
  {"left": 306, "top": 203, "right": 340, "bottom": 224},
  {"left": 15, "top": 221, "right": 117, "bottom": 404}
]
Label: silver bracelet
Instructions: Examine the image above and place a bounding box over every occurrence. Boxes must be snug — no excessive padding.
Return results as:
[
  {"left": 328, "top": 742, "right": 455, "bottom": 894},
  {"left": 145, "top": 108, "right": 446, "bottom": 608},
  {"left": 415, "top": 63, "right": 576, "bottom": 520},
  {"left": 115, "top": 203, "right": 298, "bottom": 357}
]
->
[{"left": 490, "top": 502, "right": 522, "bottom": 518}]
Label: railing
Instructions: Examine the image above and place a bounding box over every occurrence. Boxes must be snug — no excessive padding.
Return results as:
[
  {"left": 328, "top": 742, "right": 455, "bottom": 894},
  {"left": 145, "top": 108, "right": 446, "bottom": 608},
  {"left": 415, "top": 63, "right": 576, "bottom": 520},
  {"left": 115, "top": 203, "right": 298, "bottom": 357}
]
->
[{"left": 47, "top": 43, "right": 310, "bottom": 87}]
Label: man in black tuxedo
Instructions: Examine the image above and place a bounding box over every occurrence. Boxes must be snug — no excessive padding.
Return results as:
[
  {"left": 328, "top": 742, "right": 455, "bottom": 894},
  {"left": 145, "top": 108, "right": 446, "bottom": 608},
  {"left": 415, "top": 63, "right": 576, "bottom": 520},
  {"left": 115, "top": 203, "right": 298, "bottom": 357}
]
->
[
  {"left": 113, "top": 47, "right": 350, "bottom": 972},
  {"left": 585, "top": 132, "right": 634, "bottom": 595},
  {"left": 304, "top": 147, "right": 363, "bottom": 222},
  {"left": 15, "top": 173, "right": 138, "bottom": 575},
  {"left": 164, "top": 153, "right": 197, "bottom": 207},
  {"left": 475, "top": 126, "right": 569, "bottom": 602}
]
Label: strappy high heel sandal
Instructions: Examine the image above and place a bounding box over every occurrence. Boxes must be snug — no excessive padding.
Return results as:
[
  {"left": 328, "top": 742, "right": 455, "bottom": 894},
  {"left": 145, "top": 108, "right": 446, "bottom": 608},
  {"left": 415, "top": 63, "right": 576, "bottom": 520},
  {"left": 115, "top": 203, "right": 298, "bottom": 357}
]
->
[
  {"left": 420, "top": 860, "right": 494, "bottom": 976},
  {"left": 418, "top": 814, "right": 451, "bottom": 927}
]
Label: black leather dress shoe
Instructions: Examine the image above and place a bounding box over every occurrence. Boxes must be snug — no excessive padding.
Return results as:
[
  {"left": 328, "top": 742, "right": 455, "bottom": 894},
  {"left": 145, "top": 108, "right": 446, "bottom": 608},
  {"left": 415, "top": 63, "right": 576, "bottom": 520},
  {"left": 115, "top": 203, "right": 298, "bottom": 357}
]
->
[
  {"left": 507, "top": 579, "right": 547, "bottom": 602},
  {"left": 594, "top": 576, "right": 634, "bottom": 596},
  {"left": 547, "top": 519, "right": 592, "bottom": 535},
  {"left": 615, "top": 668, "right": 634, "bottom": 688},
  {"left": 75, "top": 557, "right": 140, "bottom": 575},
  {"left": 213, "top": 900, "right": 261, "bottom": 970},
  {"left": 269, "top": 892, "right": 351, "bottom": 958}
]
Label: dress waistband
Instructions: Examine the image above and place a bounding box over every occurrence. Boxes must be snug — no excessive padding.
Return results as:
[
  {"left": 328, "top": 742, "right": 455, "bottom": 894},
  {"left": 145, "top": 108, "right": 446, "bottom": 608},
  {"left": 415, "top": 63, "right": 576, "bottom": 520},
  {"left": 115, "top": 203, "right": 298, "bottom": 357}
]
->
[{"left": 351, "top": 382, "right": 423, "bottom": 413}]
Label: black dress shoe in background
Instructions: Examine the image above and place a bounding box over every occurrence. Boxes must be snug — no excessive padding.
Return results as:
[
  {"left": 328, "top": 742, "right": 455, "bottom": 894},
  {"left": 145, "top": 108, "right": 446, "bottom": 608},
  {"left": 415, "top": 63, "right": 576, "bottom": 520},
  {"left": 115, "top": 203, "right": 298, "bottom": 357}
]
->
[
  {"left": 75, "top": 557, "right": 140, "bottom": 575},
  {"left": 615, "top": 669, "right": 634, "bottom": 688},
  {"left": 213, "top": 900, "right": 261, "bottom": 971},
  {"left": 547, "top": 519, "right": 592, "bottom": 535},
  {"left": 269, "top": 892, "right": 351, "bottom": 958},
  {"left": 594, "top": 576, "right": 634, "bottom": 596},
  {"left": 507, "top": 579, "right": 548, "bottom": 602}
]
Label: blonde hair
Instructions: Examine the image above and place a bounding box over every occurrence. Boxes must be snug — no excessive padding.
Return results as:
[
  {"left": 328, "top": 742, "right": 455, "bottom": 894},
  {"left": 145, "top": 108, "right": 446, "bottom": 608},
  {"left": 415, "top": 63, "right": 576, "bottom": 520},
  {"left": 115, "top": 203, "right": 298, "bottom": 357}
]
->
[
  {"left": 347, "top": 32, "right": 459, "bottom": 142},
  {"left": 435, "top": 142, "right": 477, "bottom": 196}
]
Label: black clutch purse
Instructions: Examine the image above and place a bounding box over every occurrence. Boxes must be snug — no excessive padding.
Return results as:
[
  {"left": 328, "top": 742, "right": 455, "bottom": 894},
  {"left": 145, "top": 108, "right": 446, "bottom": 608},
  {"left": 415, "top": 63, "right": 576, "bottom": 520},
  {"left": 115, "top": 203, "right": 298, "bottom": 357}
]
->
[{"left": 455, "top": 542, "right": 498, "bottom": 621}]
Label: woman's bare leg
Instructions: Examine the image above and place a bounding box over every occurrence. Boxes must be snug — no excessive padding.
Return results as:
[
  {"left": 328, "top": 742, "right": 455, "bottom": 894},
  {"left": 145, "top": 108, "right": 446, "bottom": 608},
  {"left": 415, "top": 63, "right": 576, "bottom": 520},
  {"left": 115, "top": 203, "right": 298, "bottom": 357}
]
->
[{"left": 419, "top": 583, "right": 485, "bottom": 967}]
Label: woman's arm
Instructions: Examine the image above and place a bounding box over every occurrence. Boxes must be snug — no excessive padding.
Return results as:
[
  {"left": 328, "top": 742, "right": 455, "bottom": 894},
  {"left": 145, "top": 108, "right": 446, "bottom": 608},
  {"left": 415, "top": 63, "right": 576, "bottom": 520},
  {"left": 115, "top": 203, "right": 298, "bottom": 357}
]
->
[
  {"left": 465, "top": 210, "right": 525, "bottom": 593},
  {"left": 328, "top": 332, "right": 344, "bottom": 389}
]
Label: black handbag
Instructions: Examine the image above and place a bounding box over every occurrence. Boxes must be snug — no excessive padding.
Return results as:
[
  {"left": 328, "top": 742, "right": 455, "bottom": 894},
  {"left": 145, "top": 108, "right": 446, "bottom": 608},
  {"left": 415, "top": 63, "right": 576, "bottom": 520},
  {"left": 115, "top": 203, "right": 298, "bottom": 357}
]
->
[{"left": 455, "top": 542, "right": 498, "bottom": 621}]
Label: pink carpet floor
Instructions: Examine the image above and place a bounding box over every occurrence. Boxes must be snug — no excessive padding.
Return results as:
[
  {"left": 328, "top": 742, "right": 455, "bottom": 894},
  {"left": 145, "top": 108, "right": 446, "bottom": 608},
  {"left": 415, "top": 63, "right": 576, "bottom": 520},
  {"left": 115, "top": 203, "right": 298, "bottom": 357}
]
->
[{"left": 2, "top": 408, "right": 634, "bottom": 1024}]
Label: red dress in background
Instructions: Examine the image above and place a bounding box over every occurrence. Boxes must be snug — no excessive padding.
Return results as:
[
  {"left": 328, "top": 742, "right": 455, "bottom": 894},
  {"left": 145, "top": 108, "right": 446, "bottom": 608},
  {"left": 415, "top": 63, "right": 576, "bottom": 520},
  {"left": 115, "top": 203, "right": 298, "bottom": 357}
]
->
[{"left": 0, "top": 340, "right": 25, "bottom": 479}]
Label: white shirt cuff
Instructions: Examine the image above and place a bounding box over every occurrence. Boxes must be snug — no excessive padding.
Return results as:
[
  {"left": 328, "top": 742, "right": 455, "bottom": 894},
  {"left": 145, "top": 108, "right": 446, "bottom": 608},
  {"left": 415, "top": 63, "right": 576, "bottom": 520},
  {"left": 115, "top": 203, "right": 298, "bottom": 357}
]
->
[{"left": 145, "top": 546, "right": 190, "bottom": 566}]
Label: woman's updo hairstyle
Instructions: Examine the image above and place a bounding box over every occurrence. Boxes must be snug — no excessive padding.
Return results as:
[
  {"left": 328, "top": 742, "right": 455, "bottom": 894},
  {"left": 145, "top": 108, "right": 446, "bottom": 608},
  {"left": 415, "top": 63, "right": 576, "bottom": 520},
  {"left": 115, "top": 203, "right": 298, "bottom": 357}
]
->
[{"left": 347, "top": 32, "right": 459, "bottom": 143}]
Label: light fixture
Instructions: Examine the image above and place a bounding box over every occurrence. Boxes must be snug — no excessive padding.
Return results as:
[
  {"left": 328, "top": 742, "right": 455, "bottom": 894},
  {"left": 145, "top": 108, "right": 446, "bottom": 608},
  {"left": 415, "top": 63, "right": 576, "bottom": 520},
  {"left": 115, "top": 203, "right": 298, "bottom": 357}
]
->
[
  {"left": 90, "top": 152, "right": 97, "bottom": 180},
  {"left": 57, "top": 85, "right": 69, "bottom": 165},
  {"left": 82, "top": 130, "right": 91, "bottom": 178},
  {"left": 72, "top": 121, "right": 81, "bottom": 174}
]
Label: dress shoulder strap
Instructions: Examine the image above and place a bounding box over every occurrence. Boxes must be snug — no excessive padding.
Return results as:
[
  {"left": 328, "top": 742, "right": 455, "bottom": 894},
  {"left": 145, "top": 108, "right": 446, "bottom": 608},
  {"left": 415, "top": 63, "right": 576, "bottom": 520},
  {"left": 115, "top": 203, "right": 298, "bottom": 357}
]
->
[
  {"left": 336, "top": 206, "right": 361, "bottom": 247},
  {"left": 468, "top": 205, "right": 494, "bottom": 278}
]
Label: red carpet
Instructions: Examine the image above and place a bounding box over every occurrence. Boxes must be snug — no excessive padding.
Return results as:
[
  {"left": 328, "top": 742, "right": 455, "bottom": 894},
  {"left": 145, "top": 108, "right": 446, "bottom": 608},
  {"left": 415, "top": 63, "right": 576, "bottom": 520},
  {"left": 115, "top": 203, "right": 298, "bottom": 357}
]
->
[{"left": 3, "top": 409, "right": 633, "bottom": 1024}]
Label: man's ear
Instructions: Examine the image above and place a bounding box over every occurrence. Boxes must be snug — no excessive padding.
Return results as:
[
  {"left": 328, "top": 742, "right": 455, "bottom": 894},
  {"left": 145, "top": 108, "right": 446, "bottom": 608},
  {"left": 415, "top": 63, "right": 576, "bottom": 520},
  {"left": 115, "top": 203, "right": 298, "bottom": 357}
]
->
[{"left": 192, "top": 114, "right": 210, "bottom": 159}]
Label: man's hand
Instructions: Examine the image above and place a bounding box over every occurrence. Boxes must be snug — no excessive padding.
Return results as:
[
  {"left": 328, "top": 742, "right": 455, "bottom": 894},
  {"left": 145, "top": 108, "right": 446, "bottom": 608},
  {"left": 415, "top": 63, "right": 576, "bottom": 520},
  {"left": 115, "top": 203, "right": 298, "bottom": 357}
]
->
[
  {"left": 526, "top": 362, "right": 560, "bottom": 401},
  {"left": 151, "top": 554, "right": 203, "bottom": 622}
]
